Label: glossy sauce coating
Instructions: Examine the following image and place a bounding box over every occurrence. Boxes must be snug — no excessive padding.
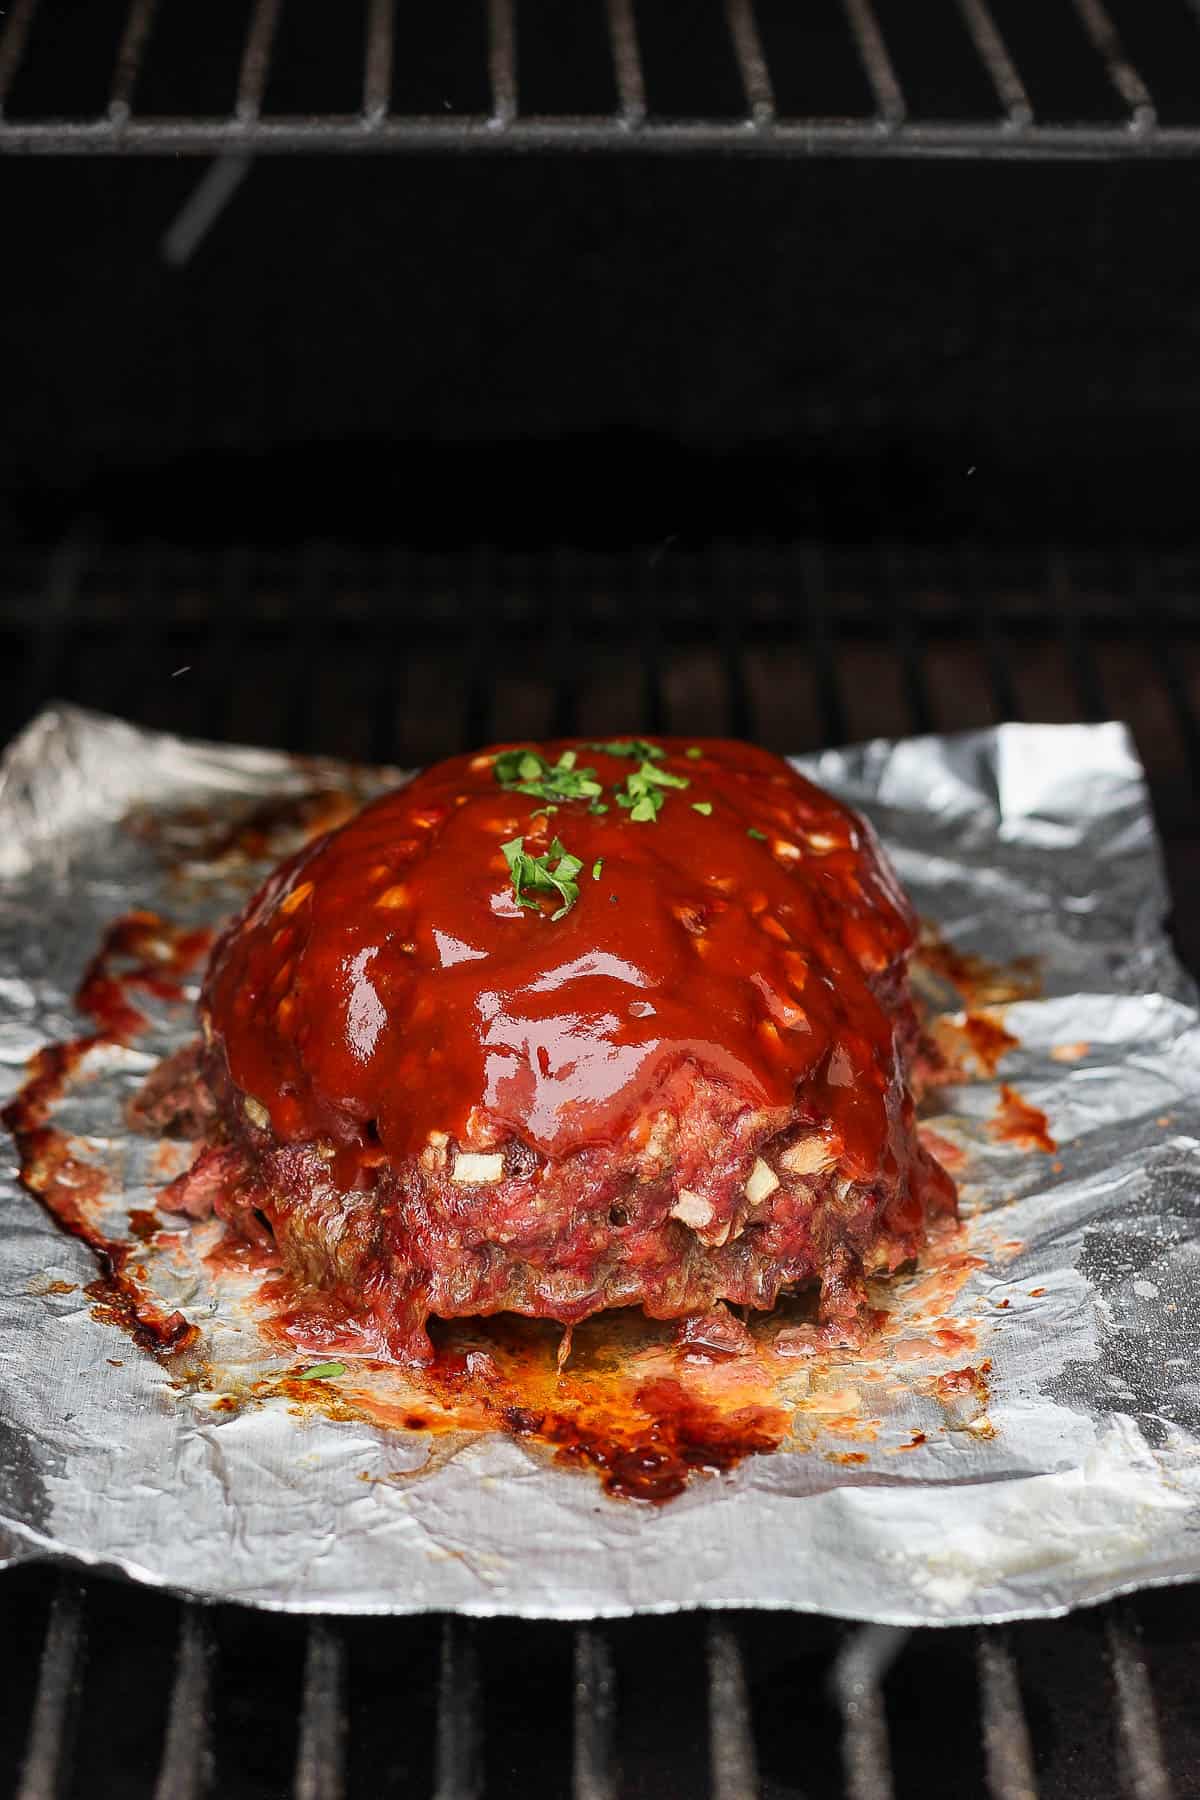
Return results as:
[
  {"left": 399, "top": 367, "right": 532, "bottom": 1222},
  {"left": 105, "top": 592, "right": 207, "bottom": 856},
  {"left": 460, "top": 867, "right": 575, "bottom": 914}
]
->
[{"left": 205, "top": 740, "right": 919, "bottom": 1176}]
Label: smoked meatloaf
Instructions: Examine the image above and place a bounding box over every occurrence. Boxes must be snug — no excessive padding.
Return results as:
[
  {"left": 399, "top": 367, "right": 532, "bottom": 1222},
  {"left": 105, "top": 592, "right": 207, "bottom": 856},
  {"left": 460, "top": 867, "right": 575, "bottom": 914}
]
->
[{"left": 157, "top": 738, "right": 956, "bottom": 1361}]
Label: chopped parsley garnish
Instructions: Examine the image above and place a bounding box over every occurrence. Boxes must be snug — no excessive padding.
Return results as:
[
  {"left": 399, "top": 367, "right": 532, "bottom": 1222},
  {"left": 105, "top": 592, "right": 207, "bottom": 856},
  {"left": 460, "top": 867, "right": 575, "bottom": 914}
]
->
[
  {"left": 691, "top": 801, "right": 713, "bottom": 816},
  {"left": 586, "top": 738, "right": 666, "bottom": 762},
  {"left": 685, "top": 746, "right": 703, "bottom": 759},
  {"left": 592, "top": 859, "right": 604, "bottom": 880},
  {"left": 295, "top": 1362, "right": 346, "bottom": 1381},
  {"left": 502, "top": 835, "right": 584, "bottom": 920},
  {"left": 529, "top": 804, "right": 558, "bottom": 819},
  {"left": 614, "top": 759, "right": 690, "bottom": 824},
  {"left": 747, "top": 827, "right": 767, "bottom": 841},
  {"left": 588, "top": 800, "right": 609, "bottom": 814},
  {"left": 494, "top": 746, "right": 603, "bottom": 805}
]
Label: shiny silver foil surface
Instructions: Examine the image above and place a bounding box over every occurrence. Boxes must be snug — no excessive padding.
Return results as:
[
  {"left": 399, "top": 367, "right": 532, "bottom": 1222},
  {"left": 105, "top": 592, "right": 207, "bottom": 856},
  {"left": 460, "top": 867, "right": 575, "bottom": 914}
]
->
[{"left": 0, "top": 706, "right": 1197, "bottom": 1624}]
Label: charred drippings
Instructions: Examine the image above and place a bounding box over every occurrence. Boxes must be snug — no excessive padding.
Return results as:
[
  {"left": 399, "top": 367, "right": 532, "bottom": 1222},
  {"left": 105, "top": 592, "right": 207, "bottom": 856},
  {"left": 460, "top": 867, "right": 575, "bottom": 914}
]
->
[
  {"left": 916, "top": 926, "right": 1041, "bottom": 1009},
  {"left": 2, "top": 912, "right": 213, "bottom": 1359},
  {"left": 989, "top": 1084, "right": 1057, "bottom": 1154},
  {"left": 408, "top": 1320, "right": 792, "bottom": 1502}
]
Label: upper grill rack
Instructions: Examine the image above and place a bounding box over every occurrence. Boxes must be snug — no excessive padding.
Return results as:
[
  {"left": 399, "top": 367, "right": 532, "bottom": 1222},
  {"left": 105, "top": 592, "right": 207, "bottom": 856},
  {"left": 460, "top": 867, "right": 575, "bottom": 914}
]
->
[{"left": 3, "top": 0, "right": 1200, "bottom": 157}]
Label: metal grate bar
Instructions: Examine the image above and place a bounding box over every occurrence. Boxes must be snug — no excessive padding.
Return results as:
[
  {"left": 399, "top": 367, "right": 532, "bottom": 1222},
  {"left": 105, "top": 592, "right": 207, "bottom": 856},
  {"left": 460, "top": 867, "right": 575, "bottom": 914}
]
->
[
  {"left": 1106, "top": 1605, "right": 1173, "bottom": 1800},
  {"left": 487, "top": 0, "right": 518, "bottom": 126},
  {"left": 1137, "top": 558, "right": 1200, "bottom": 786},
  {"left": 838, "top": 0, "right": 906, "bottom": 126},
  {"left": 954, "top": 0, "right": 1033, "bottom": 125},
  {"left": 802, "top": 544, "right": 850, "bottom": 747},
  {"left": 0, "top": 0, "right": 40, "bottom": 112},
  {"left": 724, "top": 0, "right": 775, "bottom": 126},
  {"left": 1051, "top": 552, "right": 1108, "bottom": 721},
  {"left": 715, "top": 546, "right": 755, "bottom": 739},
  {"left": 639, "top": 568, "right": 667, "bottom": 732},
  {"left": 886, "top": 555, "right": 935, "bottom": 734},
  {"left": 215, "top": 546, "right": 252, "bottom": 741},
  {"left": 605, "top": 0, "right": 647, "bottom": 125},
  {"left": 573, "top": 1624, "right": 618, "bottom": 1800},
  {"left": 116, "top": 540, "right": 167, "bottom": 719},
  {"left": 831, "top": 1624, "right": 907, "bottom": 1800},
  {"left": 293, "top": 1619, "right": 347, "bottom": 1800},
  {"left": 368, "top": 553, "right": 405, "bottom": 764},
  {"left": 363, "top": 0, "right": 394, "bottom": 124},
  {"left": 1069, "top": 0, "right": 1156, "bottom": 125},
  {"left": 977, "top": 1631, "right": 1038, "bottom": 1800},
  {"left": 26, "top": 525, "right": 92, "bottom": 712},
  {"left": 17, "top": 1579, "right": 86, "bottom": 1800},
  {"left": 162, "top": 150, "right": 253, "bottom": 266},
  {"left": 707, "top": 1620, "right": 759, "bottom": 1800},
  {"left": 236, "top": 0, "right": 284, "bottom": 124},
  {"left": 963, "top": 551, "right": 1025, "bottom": 723},
  {"left": 550, "top": 552, "right": 580, "bottom": 737},
  {"left": 461, "top": 550, "right": 495, "bottom": 750},
  {"left": 434, "top": 1618, "right": 483, "bottom": 1800},
  {"left": 108, "top": 0, "right": 159, "bottom": 123},
  {"left": 12, "top": 116, "right": 1200, "bottom": 157},
  {"left": 154, "top": 1605, "right": 215, "bottom": 1800},
  {"left": 285, "top": 542, "right": 328, "bottom": 754}
]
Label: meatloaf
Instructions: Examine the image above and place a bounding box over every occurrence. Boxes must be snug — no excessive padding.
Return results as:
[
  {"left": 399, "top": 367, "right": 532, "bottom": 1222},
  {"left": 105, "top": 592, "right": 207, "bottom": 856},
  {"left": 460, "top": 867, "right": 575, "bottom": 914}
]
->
[{"left": 158, "top": 737, "right": 955, "bottom": 1362}]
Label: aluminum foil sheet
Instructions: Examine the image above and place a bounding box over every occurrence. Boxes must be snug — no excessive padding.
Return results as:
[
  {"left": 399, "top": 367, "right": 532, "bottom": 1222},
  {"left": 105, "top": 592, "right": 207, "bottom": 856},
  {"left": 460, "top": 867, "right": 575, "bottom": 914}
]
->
[{"left": 1, "top": 705, "right": 1198, "bottom": 1625}]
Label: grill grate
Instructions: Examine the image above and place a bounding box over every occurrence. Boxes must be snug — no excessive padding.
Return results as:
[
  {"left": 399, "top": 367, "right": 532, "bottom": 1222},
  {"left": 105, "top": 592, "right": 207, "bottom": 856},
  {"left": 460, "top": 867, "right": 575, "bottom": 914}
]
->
[
  {"left": 4, "top": 1571, "right": 1194, "bottom": 1798},
  {"left": 1, "top": 537, "right": 1198, "bottom": 1797},
  {"left": 4, "top": 0, "right": 1200, "bottom": 157}
]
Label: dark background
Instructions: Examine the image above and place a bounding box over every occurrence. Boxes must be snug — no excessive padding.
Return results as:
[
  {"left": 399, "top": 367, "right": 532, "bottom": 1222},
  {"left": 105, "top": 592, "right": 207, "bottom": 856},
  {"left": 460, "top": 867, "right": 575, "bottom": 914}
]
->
[{"left": 3, "top": 154, "right": 1200, "bottom": 550}]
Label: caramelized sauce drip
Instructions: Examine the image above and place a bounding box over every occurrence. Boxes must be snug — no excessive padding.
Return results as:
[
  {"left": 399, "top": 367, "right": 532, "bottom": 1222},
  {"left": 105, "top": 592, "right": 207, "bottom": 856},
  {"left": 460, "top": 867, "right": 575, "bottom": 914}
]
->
[
  {"left": 2, "top": 912, "right": 212, "bottom": 1353},
  {"left": 989, "top": 1083, "right": 1057, "bottom": 1154}
]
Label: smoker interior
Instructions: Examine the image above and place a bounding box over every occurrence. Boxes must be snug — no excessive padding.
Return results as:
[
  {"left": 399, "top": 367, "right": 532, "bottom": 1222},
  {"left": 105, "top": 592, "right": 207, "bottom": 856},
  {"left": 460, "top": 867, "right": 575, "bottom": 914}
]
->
[
  {"left": 6, "top": 5, "right": 1200, "bottom": 1799},
  {"left": 1, "top": 544, "right": 1198, "bottom": 1799}
]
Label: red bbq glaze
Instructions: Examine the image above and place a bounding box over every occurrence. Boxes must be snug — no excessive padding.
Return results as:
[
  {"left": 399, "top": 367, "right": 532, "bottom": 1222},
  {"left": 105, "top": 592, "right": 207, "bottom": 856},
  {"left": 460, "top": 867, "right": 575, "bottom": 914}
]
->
[{"left": 204, "top": 740, "right": 918, "bottom": 1178}]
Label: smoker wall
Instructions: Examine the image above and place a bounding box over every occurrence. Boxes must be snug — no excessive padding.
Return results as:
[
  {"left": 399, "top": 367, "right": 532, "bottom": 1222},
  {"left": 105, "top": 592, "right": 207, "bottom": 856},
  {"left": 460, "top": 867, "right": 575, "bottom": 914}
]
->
[{"left": 4, "top": 155, "right": 1200, "bottom": 547}]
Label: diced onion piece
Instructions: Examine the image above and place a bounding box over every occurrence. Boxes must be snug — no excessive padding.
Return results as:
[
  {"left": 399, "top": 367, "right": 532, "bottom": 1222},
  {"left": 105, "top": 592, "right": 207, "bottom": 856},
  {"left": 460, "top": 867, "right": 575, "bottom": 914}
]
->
[
  {"left": 279, "top": 880, "right": 314, "bottom": 915},
  {"left": 375, "top": 884, "right": 410, "bottom": 910},
  {"left": 670, "top": 1189, "right": 713, "bottom": 1228},
  {"left": 243, "top": 1095, "right": 270, "bottom": 1130},
  {"left": 744, "top": 1157, "right": 780, "bottom": 1206},
  {"left": 451, "top": 1152, "right": 505, "bottom": 1185},
  {"left": 780, "top": 1137, "right": 837, "bottom": 1176}
]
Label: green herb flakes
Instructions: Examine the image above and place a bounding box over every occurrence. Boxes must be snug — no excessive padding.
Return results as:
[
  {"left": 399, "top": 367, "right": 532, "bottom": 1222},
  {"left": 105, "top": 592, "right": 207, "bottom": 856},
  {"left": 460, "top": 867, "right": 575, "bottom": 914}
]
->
[
  {"left": 296, "top": 1362, "right": 347, "bottom": 1381},
  {"left": 684, "top": 746, "right": 703, "bottom": 759},
  {"left": 494, "top": 746, "right": 603, "bottom": 805},
  {"left": 592, "top": 859, "right": 604, "bottom": 881},
  {"left": 614, "top": 758, "right": 690, "bottom": 824},
  {"left": 747, "top": 827, "right": 767, "bottom": 841},
  {"left": 502, "top": 835, "right": 584, "bottom": 920},
  {"left": 587, "top": 738, "right": 666, "bottom": 762},
  {"left": 691, "top": 801, "right": 713, "bottom": 816}
]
